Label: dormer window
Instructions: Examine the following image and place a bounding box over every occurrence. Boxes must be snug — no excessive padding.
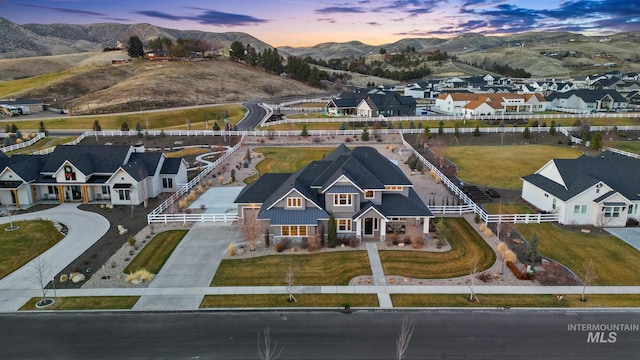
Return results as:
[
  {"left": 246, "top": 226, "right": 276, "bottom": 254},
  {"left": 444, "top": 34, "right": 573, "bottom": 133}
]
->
[
  {"left": 364, "top": 190, "right": 374, "bottom": 199},
  {"left": 64, "top": 165, "right": 76, "bottom": 181},
  {"left": 385, "top": 185, "right": 403, "bottom": 191},
  {"left": 287, "top": 197, "right": 302, "bottom": 208}
]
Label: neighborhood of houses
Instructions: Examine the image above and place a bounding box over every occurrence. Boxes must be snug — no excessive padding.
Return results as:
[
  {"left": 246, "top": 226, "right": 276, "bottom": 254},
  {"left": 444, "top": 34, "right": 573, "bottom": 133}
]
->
[{"left": 325, "top": 71, "right": 639, "bottom": 117}]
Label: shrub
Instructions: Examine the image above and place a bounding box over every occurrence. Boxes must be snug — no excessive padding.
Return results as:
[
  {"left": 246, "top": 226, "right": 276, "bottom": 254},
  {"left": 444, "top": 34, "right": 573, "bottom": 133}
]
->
[
  {"left": 479, "top": 223, "right": 487, "bottom": 231},
  {"left": 345, "top": 137, "right": 352, "bottom": 143},
  {"left": 626, "top": 218, "right": 639, "bottom": 227},
  {"left": 474, "top": 214, "right": 481, "bottom": 224},
  {"left": 506, "top": 261, "right": 534, "bottom": 280},
  {"left": 618, "top": 132, "right": 627, "bottom": 138},
  {"left": 264, "top": 228, "right": 271, "bottom": 248},
  {"left": 127, "top": 236, "right": 136, "bottom": 247},
  {"left": 307, "top": 236, "right": 321, "bottom": 252},
  {"left": 483, "top": 228, "right": 493, "bottom": 237},
  {"left": 410, "top": 236, "right": 423, "bottom": 249},
  {"left": 228, "top": 243, "right": 235, "bottom": 256},
  {"left": 196, "top": 185, "right": 204, "bottom": 194},
  {"left": 126, "top": 269, "right": 155, "bottom": 283},
  {"left": 275, "top": 242, "right": 285, "bottom": 253},
  {"left": 187, "top": 190, "right": 196, "bottom": 201},
  {"left": 178, "top": 200, "right": 188, "bottom": 209},
  {"left": 348, "top": 236, "right": 360, "bottom": 248}
]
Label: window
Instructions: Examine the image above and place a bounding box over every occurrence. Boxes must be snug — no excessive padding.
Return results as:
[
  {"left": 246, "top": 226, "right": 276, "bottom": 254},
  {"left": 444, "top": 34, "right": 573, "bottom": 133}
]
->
[
  {"left": 101, "top": 186, "right": 110, "bottom": 195},
  {"left": 334, "top": 194, "right": 352, "bottom": 206},
  {"left": 629, "top": 205, "right": 636, "bottom": 214},
  {"left": 118, "top": 189, "right": 130, "bottom": 201},
  {"left": 63, "top": 165, "right": 76, "bottom": 181},
  {"left": 385, "top": 185, "right": 403, "bottom": 191},
  {"left": 364, "top": 190, "right": 374, "bottom": 199},
  {"left": 47, "top": 186, "right": 58, "bottom": 195},
  {"left": 604, "top": 206, "right": 621, "bottom": 218},
  {"left": 337, "top": 219, "right": 352, "bottom": 232},
  {"left": 281, "top": 226, "right": 307, "bottom": 236},
  {"left": 162, "top": 178, "right": 173, "bottom": 189},
  {"left": 574, "top": 205, "right": 587, "bottom": 214},
  {"left": 287, "top": 197, "right": 302, "bottom": 208},
  {"left": 552, "top": 198, "right": 557, "bottom": 210}
]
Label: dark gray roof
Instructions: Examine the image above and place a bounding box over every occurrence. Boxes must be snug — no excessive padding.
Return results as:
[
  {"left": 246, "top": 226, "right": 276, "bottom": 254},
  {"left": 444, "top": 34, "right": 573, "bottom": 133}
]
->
[
  {"left": 234, "top": 173, "right": 291, "bottom": 204},
  {"left": 129, "top": 152, "right": 162, "bottom": 178},
  {"left": 258, "top": 207, "right": 329, "bottom": 225},
  {"left": 42, "top": 145, "right": 131, "bottom": 174},
  {"left": 593, "top": 190, "right": 617, "bottom": 203},
  {"left": 545, "top": 89, "right": 627, "bottom": 102},
  {"left": 354, "top": 190, "right": 433, "bottom": 219},
  {"left": 522, "top": 151, "right": 640, "bottom": 201},
  {"left": 0, "top": 154, "right": 49, "bottom": 182},
  {"left": 160, "top": 157, "right": 183, "bottom": 175}
]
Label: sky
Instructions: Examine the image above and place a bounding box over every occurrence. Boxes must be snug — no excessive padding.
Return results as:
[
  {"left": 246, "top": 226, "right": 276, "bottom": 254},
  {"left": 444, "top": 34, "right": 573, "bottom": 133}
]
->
[{"left": 1, "top": 0, "right": 639, "bottom": 47}]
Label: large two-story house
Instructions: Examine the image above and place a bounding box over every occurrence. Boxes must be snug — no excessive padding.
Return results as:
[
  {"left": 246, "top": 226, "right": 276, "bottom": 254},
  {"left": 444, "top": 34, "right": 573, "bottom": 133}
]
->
[
  {"left": 521, "top": 151, "right": 640, "bottom": 227},
  {"left": 0, "top": 144, "right": 187, "bottom": 208},
  {"left": 235, "top": 145, "right": 433, "bottom": 242}
]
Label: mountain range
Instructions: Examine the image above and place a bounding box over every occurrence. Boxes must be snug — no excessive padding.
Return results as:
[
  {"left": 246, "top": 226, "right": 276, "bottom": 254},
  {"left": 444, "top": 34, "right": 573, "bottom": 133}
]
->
[{"left": 2, "top": 17, "right": 640, "bottom": 62}]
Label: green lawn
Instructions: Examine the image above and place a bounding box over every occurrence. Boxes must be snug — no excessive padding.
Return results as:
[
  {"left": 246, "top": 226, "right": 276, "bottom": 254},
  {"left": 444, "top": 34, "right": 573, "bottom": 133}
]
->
[
  {"left": 0, "top": 220, "right": 65, "bottom": 279},
  {"left": 211, "top": 251, "right": 371, "bottom": 286},
  {"left": 516, "top": 223, "right": 640, "bottom": 285},
  {"left": 608, "top": 141, "right": 640, "bottom": 154},
  {"left": 253, "top": 147, "right": 335, "bottom": 174},
  {"left": 379, "top": 218, "right": 496, "bottom": 279},
  {"left": 392, "top": 294, "right": 640, "bottom": 308},
  {"left": 123, "top": 230, "right": 188, "bottom": 274},
  {"left": 483, "top": 202, "right": 534, "bottom": 214},
  {"left": 200, "top": 294, "right": 378, "bottom": 308},
  {"left": 4, "top": 105, "right": 245, "bottom": 131},
  {"left": 446, "top": 145, "right": 583, "bottom": 189},
  {"left": 20, "top": 296, "right": 139, "bottom": 310}
]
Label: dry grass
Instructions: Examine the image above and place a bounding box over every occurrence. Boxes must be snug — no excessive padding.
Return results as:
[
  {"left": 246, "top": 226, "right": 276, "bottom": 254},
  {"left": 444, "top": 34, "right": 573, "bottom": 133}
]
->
[
  {"left": 125, "top": 269, "right": 155, "bottom": 283},
  {"left": 200, "top": 294, "right": 378, "bottom": 308},
  {"left": 123, "top": 230, "right": 187, "bottom": 275},
  {"left": 20, "top": 296, "right": 139, "bottom": 310},
  {"left": 392, "top": 294, "right": 640, "bottom": 308},
  {"left": 445, "top": 145, "right": 583, "bottom": 189}
]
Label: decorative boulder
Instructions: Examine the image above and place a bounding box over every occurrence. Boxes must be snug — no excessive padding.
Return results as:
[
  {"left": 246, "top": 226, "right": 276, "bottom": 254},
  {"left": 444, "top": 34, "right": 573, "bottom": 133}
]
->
[{"left": 71, "top": 273, "right": 86, "bottom": 283}]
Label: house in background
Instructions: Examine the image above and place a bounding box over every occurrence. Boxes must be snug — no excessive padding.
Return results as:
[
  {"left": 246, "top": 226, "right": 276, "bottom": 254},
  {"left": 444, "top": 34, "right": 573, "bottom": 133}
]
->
[
  {"left": 545, "top": 89, "right": 628, "bottom": 112},
  {"left": 325, "top": 90, "right": 416, "bottom": 117},
  {"left": 435, "top": 93, "right": 545, "bottom": 116},
  {"left": 235, "top": 145, "right": 433, "bottom": 243},
  {"left": 0, "top": 144, "right": 187, "bottom": 208},
  {"left": 521, "top": 151, "right": 640, "bottom": 227}
]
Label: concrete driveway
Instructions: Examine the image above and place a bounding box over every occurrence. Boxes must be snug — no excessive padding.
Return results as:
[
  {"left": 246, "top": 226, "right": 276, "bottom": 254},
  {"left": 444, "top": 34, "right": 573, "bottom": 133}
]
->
[
  {"left": 605, "top": 227, "right": 640, "bottom": 251},
  {"left": 133, "top": 222, "right": 243, "bottom": 310},
  {"left": 0, "top": 204, "right": 110, "bottom": 310}
]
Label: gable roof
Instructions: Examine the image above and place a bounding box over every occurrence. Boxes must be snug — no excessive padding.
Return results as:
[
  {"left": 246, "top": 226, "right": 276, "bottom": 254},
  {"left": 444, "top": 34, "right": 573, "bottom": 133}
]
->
[
  {"left": 523, "top": 151, "right": 640, "bottom": 201},
  {"left": 0, "top": 154, "right": 49, "bottom": 182},
  {"left": 42, "top": 145, "right": 131, "bottom": 175},
  {"left": 160, "top": 157, "right": 184, "bottom": 175},
  {"left": 545, "top": 89, "right": 627, "bottom": 102},
  {"left": 234, "top": 173, "right": 291, "bottom": 204}
]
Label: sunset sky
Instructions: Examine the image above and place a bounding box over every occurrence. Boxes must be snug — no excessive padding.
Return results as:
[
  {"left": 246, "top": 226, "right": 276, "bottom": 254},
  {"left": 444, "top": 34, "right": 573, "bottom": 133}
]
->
[{"left": 2, "top": 0, "right": 639, "bottom": 47}]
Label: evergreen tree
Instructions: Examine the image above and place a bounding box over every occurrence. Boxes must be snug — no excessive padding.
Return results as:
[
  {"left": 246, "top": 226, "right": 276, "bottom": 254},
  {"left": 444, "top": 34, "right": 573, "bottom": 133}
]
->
[
  {"left": 438, "top": 121, "right": 444, "bottom": 135},
  {"left": 473, "top": 126, "right": 481, "bottom": 136},
  {"left": 590, "top": 132, "right": 603, "bottom": 150},
  {"left": 135, "top": 122, "right": 142, "bottom": 131},
  {"left": 526, "top": 234, "right": 538, "bottom": 265},
  {"left": 301, "top": 124, "right": 309, "bottom": 137},
  {"left": 246, "top": 148, "right": 251, "bottom": 164},
  {"left": 454, "top": 123, "right": 460, "bottom": 137},
  {"left": 230, "top": 41, "right": 245, "bottom": 62},
  {"left": 549, "top": 120, "right": 557, "bottom": 135},
  {"left": 213, "top": 121, "right": 220, "bottom": 131},
  {"left": 121, "top": 122, "right": 129, "bottom": 131},
  {"left": 92, "top": 120, "right": 101, "bottom": 131},
  {"left": 523, "top": 126, "right": 531, "bottom": 139},
  {"left": 361, "top": 124, "right": 370, "bottom": 141},
  {"left": 327, "top": 213, "right": 338, "bottom": 248},
  {"left": 39, "top": 121, "right": 48, "bottom": 136},
  {"left": 10, "top": 123, "right": 18, "bottom": 133},
  {"left": 127, "top": 36, "right": 144, "bottom": 58}
]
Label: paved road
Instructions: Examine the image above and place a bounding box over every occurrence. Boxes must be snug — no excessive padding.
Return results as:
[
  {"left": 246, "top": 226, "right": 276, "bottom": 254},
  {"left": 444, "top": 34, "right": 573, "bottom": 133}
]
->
[
  {"left": 0, "top": 204, "right": 109, "bottom": 310},
  {"left": 1, "top": 310, "right": 639, "bottom": 359},
  {"left": 237, "top": 100, "right": 269, "bottom": 130}
]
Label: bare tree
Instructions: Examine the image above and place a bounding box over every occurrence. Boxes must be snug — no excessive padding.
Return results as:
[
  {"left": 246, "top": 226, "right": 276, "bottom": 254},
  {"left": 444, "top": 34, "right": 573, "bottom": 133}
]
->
[
  {"left": 468, "top": 262, "right": 479, "bottom": 302},
  {"left": 31, "top": 256, "right": 53, "bottom": 307},
  {"left": 257, "top": 327, "right": 283, "bottom": 360},
  {"left": 496, "top": 242, "right": 507, "bottom": 274},
  {"left": 284, "top": 265, "right": 296, "bottom": 303},
  {"left": 581, "top": 261, "right": 597, "bottom": 302},
  {"left": 395, "top": 318, "right": 415, "bottom": 360},
  {"left": 242, "top": 208, "right": 260, "bottom": 251},
  {"left": 595, "top": 211, "right": 615, "bottom": 233}
]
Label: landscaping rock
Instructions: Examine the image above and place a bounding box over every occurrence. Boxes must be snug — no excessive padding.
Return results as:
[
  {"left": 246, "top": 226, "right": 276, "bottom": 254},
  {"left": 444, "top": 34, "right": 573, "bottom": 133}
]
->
[{"left": 71, "top": 273, "right": 85, "bottom": 283}]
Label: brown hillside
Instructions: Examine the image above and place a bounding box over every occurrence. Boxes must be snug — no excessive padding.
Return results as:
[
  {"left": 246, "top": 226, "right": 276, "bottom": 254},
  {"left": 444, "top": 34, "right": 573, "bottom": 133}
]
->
[{"left": 7, "top": 55, "right": 323, "bottom": 114}]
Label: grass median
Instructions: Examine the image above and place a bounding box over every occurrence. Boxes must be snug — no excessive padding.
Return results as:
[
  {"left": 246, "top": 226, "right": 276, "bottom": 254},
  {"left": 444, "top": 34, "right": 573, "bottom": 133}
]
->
[
  {"left": 0, "top": 220, "right": 65, "bottom": 280},
  {"left": 200, "top": 294, "right": 378, "bottom": 308},
  {"left": 392, "top": 294, "right": 640, "bottom": 307},
  {"left": 379, "top": 217, "right": 496, "bottom": 279},
  {"left": 20, "top": 296, "right": 139, "bottom": 310}
]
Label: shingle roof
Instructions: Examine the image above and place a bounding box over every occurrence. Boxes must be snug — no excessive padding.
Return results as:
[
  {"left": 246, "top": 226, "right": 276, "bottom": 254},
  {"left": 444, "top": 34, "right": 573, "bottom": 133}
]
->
[
  {"left": 523, "top": 151, "right": 640, "bottom": 201},
  {"left": 544, "top": 89, "right": 627, "bottom": 102},
  {"left": 234, "top": 173, "right": 291, "bottom": 204},
  {"left": 42, "top": 145, "right": 131, "bottom": 175},
  {"left": 160, "top": 157, "right": 183, "bottom": 175},
  {"left": 258, "top": 207, "right": 329, "bottom": 225},
  {"left": 129, "top": 152, "right": 162, "bottom": 178},
  {"left": 0, "top": 154, "right": 49, "bottom": 182}
]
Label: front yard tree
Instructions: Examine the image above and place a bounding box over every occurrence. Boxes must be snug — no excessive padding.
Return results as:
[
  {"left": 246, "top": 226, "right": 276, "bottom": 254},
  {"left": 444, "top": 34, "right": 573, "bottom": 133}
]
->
[
  {"left": 242, "top": 209, "right": 260, "bottom": 251},
  {"left": 473, "top": 125, "right": 481, "bottom": 136},
  {"left": 361, "top": 124, "right": 370, "bottom": 141},
  {"left": 257, "top": 327, "right": 283, "bottom": 360},
  {"left": 92, "top": 120, "right": 101, "bottom": 131},
  {"left": 39, "top": 121, "right": 48, "bottom": 136},
  {"left": 121, "top": 122, "right": 129, "bottom": 131},
  {"left": 327, "top": 212, "right": 338, "bottom": 248},
  {"left": 127, "top": 36, "right": 144, "bottom": 58},
  {"left": 300, "top": 124, "right": 308, "bottom": 137},
  {"left": 580, "top": 261, "right": 597, "bottom": 302},
  {"left": 395, "top": 318, "right": 415, "bottom": 360},
  {"left": 230, "top": 41, "right": 245, "bottom": 62},
  {"left": 549, "top": 120, "right": 557, "bottom": 135},
  {"left": 526, "top": 234, "right": 538, "bottom": 265},
  {"left": 438, "top": 121, "right": 444, "bottom": 135},
  {"left": 590, "top": 132, "right": 602, "bottom": 150},
  {"left": 523, "top": 126, "right": 531, "bottom": 139}
]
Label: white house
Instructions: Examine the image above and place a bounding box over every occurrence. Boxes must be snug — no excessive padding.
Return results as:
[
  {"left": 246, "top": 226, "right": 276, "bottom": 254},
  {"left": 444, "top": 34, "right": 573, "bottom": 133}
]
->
[
  {"left": 521, "top": 151, "right": 640, "bottom": 227},
  {"left": 0, "top": 144, "right": 187, "bottom": 208},
  {"left": 435, "top": 93, "right": 546, "bottom": 116}
]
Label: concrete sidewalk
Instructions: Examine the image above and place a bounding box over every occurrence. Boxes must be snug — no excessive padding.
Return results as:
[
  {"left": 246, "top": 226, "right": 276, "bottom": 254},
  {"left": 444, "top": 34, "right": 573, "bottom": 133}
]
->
[
  {"left": 132, "top": 223, "right": 242, "bottom": 310},
  {"left": 366, "top": 243, "right": 392, "bottom": 308},
  {"left": 0, "top": 204, "right": 109, "bottom": 311}
]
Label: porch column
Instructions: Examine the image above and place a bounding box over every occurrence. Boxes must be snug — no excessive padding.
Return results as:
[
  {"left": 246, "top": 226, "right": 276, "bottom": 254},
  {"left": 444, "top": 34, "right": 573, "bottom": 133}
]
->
[
  {"left": 423, "top": 217, "right": 430, "bottom": 234},
  {"left": 81, "top": 185, "right": 88, "bottom": 203},
  {"left": 355, "top": 219, "right": 362, "bottom": 240},
  {"left": 380, "top": 218, "right": 387, "bottom": 243},
  {"left": 12, "top": 189, "right": 19, "bottom": 208},
  {"left": 57, "top": 185, "right": 65, "bottom": 202}
]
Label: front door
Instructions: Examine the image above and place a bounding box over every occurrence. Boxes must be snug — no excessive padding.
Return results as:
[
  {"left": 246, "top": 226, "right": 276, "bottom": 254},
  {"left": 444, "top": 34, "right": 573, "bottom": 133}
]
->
[
  {"left": 66, "top": 186, "right": 83, "bottom": 201},
  {"left": 364, "top": 218, "right": 374, "bottom": 236}
]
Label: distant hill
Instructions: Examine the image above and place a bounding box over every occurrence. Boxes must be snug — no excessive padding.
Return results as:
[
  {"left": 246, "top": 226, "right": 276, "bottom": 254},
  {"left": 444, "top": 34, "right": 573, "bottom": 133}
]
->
[{"left": 0, "top": 17, "right": 273, "bottom": 59}]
